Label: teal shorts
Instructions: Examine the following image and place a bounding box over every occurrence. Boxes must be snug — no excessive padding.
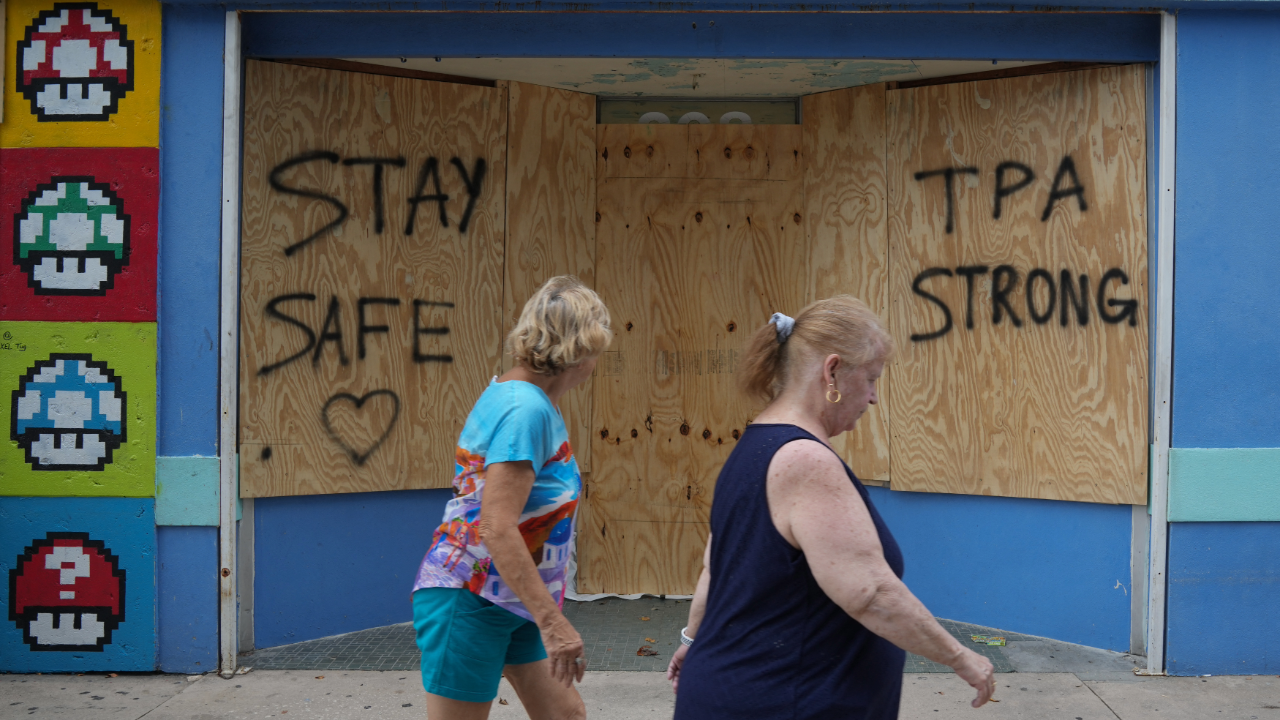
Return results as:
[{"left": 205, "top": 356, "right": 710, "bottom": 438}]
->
[{"left": 412, "top": 587, "right": 547, "bottom": 703}]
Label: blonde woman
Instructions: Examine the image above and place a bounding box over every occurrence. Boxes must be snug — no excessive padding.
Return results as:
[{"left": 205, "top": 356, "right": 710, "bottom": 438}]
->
[
  {"left": 412, "top": 276, "right": 610, "bottom": 720},
  {"left": 667, "top": 296, "right": 995, "bottom": 719}
]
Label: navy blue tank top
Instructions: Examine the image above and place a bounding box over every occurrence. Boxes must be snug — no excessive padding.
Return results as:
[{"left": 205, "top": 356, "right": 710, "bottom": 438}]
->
[{"left": 673, "top": 424, "right": 906, "bottom": 720}]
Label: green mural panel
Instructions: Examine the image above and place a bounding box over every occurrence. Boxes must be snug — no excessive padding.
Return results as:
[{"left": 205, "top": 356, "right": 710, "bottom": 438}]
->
[{"left": 1, "top": 321, "right": 155, "bottom": 497}]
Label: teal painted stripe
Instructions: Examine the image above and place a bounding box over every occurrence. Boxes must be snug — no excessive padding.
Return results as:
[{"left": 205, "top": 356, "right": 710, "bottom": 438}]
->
[
  {"left": 1168, "top": 448, "right": 1280, "bottom": 522},
  {"left": 156, "top": 456, "right": 220, "bottom": 526}
]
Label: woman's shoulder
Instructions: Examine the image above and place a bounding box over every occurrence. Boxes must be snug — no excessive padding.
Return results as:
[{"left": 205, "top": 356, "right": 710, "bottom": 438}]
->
[
  {"left": 771, "top": 436, "right": 840, "bottom": 464},
  {"left": 477, "top": 379, "right": 554, "bottom": 413},
  {"left": 470, "top": 381, "right": 560, "bottom": 439},
  {"left": 767, "top": 437, "right": 849, "bottom": 487}
]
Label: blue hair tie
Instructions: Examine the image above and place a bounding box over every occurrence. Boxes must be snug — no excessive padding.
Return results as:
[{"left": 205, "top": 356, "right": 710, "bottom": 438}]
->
[{"left": 770, "top": 313, "right": 795, "bottom": 344}]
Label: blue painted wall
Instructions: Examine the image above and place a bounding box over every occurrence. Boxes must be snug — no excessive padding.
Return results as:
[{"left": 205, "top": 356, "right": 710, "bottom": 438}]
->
[
  {"left": 1174, "top": 10, "right": 1280, "bottom": 450},
  {"left": 157, "top": 4, "right": 225, "bottom": 457},
  {"left": 1162, "top": 11, "right": 1280, "bottom": 675},
  {"left": 160, "top": 3, "right": 1280, "bottom": 670},
  {"left": 868, "top": 488, "right": 1133, "bottom": 652},
  {"left": 157, "top": 526, "right": 219, "bottom": 672},
  {"left": 1167, "top": 522, "right": 1280, "bottom": 676},
  {"left": 249, "top": 486, "right": 1132, "bottom": 651},
  {"left": 253, "top": 489, "right": 451, "bottom": 647}
]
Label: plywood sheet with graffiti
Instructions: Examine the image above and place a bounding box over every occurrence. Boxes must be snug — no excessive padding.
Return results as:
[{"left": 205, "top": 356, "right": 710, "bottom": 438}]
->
[
  {"left": 239, "top": 60, "right": 507, "bottom": 497},
  {"left": 886, "top": 65, "right": 1148, "bottom": 504},
  {"left": 582, "top": 124, "right": 808, "bottom": 595}
]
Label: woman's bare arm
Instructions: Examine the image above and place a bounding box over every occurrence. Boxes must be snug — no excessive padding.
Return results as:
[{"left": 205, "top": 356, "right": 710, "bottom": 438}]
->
[
  {"left": 667, "top": 536, "right": 712, "bottom": 692},
  {"left": 769, "top": 441, "right": 995, "bottom": 708},
  {"left": 478, "top": 460, "right": 585, "bottom": 686}
]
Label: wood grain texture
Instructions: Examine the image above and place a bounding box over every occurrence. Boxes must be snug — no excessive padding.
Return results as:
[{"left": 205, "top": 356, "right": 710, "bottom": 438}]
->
[
  {"left": 886, "top": 65, "right": 1148, "bottom": 504},
  {"left": 581, "top": 125, "right": 808, "bottom": 594},
  {"left": 803, "top": 84, "right": 892, "bottom": 483},
  {"left": 597, "top": 124, "right": 689, "bottom": 179},
  {"left": 689, "top": 124, "right": 803, "bottom": 181},
  {"left": 239, "top": 60, "right": 507, "bottom": 497},
  {"left": 503, "top": 81, "right": 599, "bottom": 471}
]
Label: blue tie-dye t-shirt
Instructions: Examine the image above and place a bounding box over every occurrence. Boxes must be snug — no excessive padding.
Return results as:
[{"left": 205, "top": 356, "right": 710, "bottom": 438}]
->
[{"left": 413, "top": 378, "right": 580, "bottom": 622}]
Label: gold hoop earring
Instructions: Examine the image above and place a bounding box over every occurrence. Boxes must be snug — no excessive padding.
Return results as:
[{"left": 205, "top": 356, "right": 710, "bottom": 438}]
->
[{"left": 826, "top": 383, "right": 841, "bottom": 404}]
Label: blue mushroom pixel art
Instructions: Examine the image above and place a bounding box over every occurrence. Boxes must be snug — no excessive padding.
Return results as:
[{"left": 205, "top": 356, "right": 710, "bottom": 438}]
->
[{"left": 11, "top": 354, "right": 126, "bottom": 471}]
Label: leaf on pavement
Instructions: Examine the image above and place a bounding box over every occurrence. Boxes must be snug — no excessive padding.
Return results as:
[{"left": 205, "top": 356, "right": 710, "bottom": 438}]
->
[{"left": 637, "top": 645, "right": 659, "bottom": 657}]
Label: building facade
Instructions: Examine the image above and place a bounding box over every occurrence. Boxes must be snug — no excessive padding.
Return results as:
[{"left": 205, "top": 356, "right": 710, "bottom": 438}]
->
[{"left": 1, "top": 0, "right": 1276, "bottom": 677}]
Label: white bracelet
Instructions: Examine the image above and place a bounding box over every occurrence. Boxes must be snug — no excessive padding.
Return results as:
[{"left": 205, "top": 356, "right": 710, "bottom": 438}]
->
[{"left": 680, "top": 627, "right": 695, "bottom": 646}]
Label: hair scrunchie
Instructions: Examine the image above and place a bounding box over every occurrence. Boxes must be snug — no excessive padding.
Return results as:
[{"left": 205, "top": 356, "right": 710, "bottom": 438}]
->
[{"left": 770, "top": 312, "right": 795, "bottom": 344}]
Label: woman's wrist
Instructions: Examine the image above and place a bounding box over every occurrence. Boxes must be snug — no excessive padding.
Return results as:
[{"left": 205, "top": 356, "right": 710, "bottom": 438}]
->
[{"left": 532, "top": 605, "right": 568, "bottom": 629}]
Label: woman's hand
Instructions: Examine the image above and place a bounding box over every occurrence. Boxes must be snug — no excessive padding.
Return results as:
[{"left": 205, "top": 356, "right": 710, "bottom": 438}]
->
[
  {"left": 666, "top": 643, "right": 689, "bottom": 693},
  {"left": 950, "top": 648, "right": 996, "bottom": 708},
  {"left": 538, "top": 612, "right": 586, "bottom": 688}
]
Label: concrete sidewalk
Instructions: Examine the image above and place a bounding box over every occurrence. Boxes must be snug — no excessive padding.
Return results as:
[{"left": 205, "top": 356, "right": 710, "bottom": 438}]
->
[{"left": 4, "top": 669, "right": 1279, "bottom": 719}]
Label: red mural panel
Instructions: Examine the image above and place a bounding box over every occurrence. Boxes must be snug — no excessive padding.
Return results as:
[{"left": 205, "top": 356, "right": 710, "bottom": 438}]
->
[{"left": 0, "top": 147, "right": 157, "bottom": 322}]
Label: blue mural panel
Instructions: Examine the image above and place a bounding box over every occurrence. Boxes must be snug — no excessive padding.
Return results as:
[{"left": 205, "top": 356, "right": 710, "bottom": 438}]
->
[
  {"left": 254, "top": 488, "right": 449, "bottom": 648},
  {"left": 157, "top": 526, "right": 217, "bottom": 673},
  {"left": 1167, "top": 521, "right": 1280, "bottom": 676},
  {"left": 869, "top": 487, "right": 1133, "bottom": 651},
  {"left": 0, "top": 497, "right": 155, "bottom": 671}
]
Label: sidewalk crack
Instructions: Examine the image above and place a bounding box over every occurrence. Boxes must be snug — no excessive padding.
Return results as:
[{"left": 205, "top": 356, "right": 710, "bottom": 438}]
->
[{"left": 1080, "top": 675, "right": 1123, "bottom": 720}]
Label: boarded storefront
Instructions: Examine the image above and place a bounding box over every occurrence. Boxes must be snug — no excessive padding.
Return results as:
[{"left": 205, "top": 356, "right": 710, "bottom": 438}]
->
[{"left": 238, "top": 61, "right": 1147, "bottom": 596}]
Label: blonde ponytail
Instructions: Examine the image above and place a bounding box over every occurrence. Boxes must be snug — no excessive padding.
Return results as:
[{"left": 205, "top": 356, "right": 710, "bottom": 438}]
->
[{"left": 737, "top": 296, "right": 894, "bottom": 402}]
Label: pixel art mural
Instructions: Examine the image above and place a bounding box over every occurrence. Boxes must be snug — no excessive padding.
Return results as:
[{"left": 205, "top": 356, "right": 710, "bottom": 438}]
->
[
  {"left": 1, "top": 0, "right": 160, "bottom": 149},
  {"left": 8, "top": 532, "right": 125, "bottom": 650},
  {"left": 0, "top": 321, "right": 154, "bottom": 498},
  {"left": 0, "top": 496, "right": 154, "bottom": 670},
  {"left": 0, "top": 147, "right": 158, "bottom": 322},
  {"left": 15, "top": 3, "right": 136, "bottom": 122},
  {"left": 17, "top": 179, "right": 131, "bottom": 294},
  {"left": 12, "top": 353, "right": 127, "bottom": 471}
]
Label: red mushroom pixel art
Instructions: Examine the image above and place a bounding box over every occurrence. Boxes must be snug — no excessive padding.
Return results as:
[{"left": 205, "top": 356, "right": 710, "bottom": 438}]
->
[
  {"left": 16, "top": 3, "right": 135, "bottom": 122},
  {"left": 8, "top": 532, "right": 125, "bottom": 651}
]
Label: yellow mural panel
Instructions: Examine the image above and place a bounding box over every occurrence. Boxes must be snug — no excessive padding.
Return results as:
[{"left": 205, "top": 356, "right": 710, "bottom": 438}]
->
[{"left": 0, "top": 0, "right": 159, "bottom": 148}]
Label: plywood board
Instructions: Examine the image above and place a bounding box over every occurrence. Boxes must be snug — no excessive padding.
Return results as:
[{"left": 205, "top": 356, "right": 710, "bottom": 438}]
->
[
  {"left": 503, "top": 81, "right": 598, "bottom": 471},
  {"left": 583, "top": 125, "right": 807, "bottom": 594},
  {"left": 597, "top": 124, "right": 689, "bottom": 179},
  {"left": 886, "top": 65, "right": 1148, "bottom": 504},
  {"left": 239, "top": 60, "right": 507, "bottom": 497},
  {"left": 689, "top": 124, "right": 802, "bottom": 181},
  {"left": 803, "top": 84, "right": 892, "bottom": 484}
]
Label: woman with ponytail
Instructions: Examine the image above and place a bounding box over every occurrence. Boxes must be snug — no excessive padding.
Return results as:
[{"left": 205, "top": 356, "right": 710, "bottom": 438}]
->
[{"left": 667, "top": 296, "right": 995, "bottom": 719}]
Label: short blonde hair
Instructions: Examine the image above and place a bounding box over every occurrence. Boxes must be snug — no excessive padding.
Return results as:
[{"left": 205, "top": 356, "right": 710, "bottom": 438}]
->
[
  {"left": 507, "top": 276, "right": 612, "bottom": 375},
  {"left": 738, "top": 295, "right": 894, "bottom": 402}
]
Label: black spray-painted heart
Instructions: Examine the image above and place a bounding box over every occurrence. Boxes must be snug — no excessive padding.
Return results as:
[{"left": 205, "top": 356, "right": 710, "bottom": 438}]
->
[{"left": 321, "top": 390, "right": 400, "bottom": 466}]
